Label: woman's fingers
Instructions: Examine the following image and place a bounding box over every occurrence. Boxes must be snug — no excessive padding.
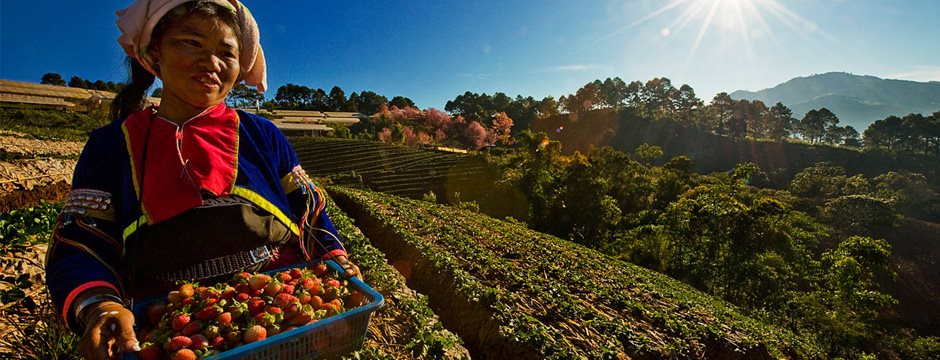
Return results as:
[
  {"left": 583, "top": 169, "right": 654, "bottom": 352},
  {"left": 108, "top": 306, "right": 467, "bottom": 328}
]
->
[
  {"left": 115, "top": 308, "right": 141, "bottom": 353},
  {"left": 80, "top": 303, "right": 138, "bottom": 359}
]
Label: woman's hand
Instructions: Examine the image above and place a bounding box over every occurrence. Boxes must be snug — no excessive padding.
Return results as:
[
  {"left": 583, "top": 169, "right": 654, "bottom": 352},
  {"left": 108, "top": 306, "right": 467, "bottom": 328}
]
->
[
  {"left": 334, "top": 255, "right": 362, "bottom": 280},
  {"left": 79, "top": 301, "right": 139, "bottom": 360}
]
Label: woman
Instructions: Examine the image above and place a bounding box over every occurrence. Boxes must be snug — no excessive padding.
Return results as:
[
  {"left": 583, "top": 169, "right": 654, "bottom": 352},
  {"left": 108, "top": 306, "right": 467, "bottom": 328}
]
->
[{"left": 44, "top": 1, "right": 360, "bottom": 358}]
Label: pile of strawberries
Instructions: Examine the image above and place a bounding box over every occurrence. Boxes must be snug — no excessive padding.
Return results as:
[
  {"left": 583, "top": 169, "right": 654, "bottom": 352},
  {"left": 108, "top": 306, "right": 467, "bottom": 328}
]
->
[{"left": 136, "top": 263, "right": 366, "bottom": 360}]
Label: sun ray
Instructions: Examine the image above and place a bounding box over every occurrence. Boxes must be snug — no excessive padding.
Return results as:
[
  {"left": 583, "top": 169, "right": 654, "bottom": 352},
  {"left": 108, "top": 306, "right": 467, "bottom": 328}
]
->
[{"left": 687, "top": 0, "right": 722, "bottom": 63}]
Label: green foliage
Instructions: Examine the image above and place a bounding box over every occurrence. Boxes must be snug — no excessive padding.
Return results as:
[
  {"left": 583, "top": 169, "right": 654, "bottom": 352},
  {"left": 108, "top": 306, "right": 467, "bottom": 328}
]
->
[
  {"left": 822, "top": 195, "right": 900, "bottom": 235},
  {"left": 332, "top": 187, "right": 819, "bottom": 358},
  {"left": 633, "top": 143, "right": 663, "bottom": 163},
  {"left": 789, "top": 162, "right": 848, "bottom": 199},
  {"left": 0, "top": 202, "right": 61, "bottom": 254},
  {"left": 0, "top": 108, "right": 109, "bottom": 141}
]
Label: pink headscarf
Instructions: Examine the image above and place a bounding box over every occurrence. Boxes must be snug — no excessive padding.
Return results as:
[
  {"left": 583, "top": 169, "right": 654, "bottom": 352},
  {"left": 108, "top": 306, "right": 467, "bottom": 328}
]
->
[{"left": 115, "top": 0, "right": 267, "bottom": 92}]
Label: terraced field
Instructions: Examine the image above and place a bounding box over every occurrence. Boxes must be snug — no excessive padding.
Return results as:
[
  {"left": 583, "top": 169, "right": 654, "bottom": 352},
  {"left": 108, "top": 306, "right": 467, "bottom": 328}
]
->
[
  {"left": 330, "top": 186, "right": 822, "bottom": 359},
  {"left": 292, "top": 138, "right": 490, "bottom": 200}
]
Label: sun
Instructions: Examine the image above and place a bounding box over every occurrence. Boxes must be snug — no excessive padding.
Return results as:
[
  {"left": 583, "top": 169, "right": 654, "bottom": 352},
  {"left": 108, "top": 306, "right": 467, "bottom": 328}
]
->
[{"left": 612, "top": 0, "right": 826, "bottom": 64}]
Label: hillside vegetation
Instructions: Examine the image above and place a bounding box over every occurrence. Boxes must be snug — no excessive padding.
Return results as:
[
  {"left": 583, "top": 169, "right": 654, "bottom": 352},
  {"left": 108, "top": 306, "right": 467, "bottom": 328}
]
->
[
  {"left": 330, "top": 186, "right": 819, "bottom": 359},
  {"left": 531, "top": 109, "right": 940, "bottom": 188}
]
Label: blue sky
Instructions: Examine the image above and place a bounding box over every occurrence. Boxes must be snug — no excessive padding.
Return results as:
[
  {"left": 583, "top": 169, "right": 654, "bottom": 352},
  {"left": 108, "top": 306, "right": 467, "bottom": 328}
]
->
[{"left": 2, "top": 0, "right": 939, "bottom": 109}]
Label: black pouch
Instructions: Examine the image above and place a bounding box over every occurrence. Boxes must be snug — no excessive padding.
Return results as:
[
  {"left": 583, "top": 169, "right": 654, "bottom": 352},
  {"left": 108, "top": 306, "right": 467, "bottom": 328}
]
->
[{"left": 125, "top": 196, "right": 294, "bottom": 287}]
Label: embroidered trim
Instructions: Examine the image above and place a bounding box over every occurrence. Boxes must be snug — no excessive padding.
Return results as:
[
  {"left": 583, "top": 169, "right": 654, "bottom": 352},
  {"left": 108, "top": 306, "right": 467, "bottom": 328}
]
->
[
  {"left": 282, "top": 165, "right": 308, "bottom": 194},
  {"left": 64, "top": 189, "right": 116, "bottom": 221},
  {"left": 122, "top": 215, "right": 148, "bottom": 242},
  {"left": 230, "top": 186, "right": 300, "bottom": 236}
]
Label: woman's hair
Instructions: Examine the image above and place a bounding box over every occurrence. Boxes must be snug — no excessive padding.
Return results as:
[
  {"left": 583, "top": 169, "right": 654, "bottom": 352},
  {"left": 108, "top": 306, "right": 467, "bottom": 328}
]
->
[{"left": 110, "top": 1, "right": 242, "bottom": 121}]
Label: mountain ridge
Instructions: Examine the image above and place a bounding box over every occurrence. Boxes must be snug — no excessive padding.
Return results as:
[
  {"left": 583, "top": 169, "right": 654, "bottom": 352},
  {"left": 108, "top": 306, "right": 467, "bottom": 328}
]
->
[{"left": 729, "top": 72, "right": 940, "bottom": 130}]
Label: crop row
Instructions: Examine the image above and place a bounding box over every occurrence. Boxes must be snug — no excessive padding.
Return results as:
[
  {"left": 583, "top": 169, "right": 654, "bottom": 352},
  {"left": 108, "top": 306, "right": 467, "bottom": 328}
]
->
[
  {"left": 329, "top": 187, "right": 822, "bottom": 359},
  {"left": 323, "top": 191, "right": 469, "bottom": 359},
  {"left": 292, "top": 138, "right": 489, "bottom": 199}
]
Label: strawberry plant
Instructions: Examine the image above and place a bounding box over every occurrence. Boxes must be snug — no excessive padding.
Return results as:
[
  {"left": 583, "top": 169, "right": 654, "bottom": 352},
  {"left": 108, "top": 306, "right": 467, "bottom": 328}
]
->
[{"left": 330, "top": 186, "right": 823, "bottom": 359}]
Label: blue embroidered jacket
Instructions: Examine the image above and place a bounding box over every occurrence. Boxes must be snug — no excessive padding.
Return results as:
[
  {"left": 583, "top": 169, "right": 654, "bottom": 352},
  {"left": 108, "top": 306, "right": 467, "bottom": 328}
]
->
[{"left": 45, "top": 109, "right": 346, "bottom": 331}]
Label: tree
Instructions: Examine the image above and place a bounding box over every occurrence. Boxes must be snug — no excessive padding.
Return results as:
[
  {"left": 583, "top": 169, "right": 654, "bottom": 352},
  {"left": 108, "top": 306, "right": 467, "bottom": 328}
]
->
[
  {"left": 674, "top": 84, "right": 703, "bottom": 126},
  {"left": 599, "top": 77, "right": 629, "bottom": 109},
  {"left": 390, "top": 96, "right": 416, "bottom": 109},
  {"left": 151, "top": 87, "right": 163, "bottom": 98},
  {"left": 69, "top": 76, "right": 90, "bottom": 89},
  {"left": 634, "top": 143, "right": 663, "bottom": 164},
  {"left": 789, "top": 162, "right": 848, "bottom": 199},
  {"left": 491, "top": 112, "right": 514, "bottom": 145},
  {"left": 345, "top": 92, "right": 360, "bottom": 112},
  {"left": 463, "top": 121, "right": 492, "bottom": 149},
  {"left": 766, "top": 102, "right": 795, "bottom": 141},
  {"left": 537, "top": 96, "right": 560, "bottom": 118},
  {"left": 41, "top": 73, "right": 66, "bottom": 86},
  {"left": 799, "top": 108, "right": 839, "bottom": 144},
  {"left": 357, "top": 91, "right": 388, "bottom": 116},
  {"left": 328, "top": 86, "right": 347, "bottom": 112}
]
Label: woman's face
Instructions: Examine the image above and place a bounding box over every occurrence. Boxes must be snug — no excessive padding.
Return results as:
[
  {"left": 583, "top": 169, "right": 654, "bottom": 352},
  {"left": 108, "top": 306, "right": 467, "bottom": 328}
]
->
[{"left": 151, "top": 14, "right": 240, "bottom": 113}]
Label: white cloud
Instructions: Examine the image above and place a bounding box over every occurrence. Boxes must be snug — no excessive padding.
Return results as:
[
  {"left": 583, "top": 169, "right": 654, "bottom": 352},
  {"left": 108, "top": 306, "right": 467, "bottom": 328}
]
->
[{"left": 886, "top": 66, "right": 940, "bottom": 82}]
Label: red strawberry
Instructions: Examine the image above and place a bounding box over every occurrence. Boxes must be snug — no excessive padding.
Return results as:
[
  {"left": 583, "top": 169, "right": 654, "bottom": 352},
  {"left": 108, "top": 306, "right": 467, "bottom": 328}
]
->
[
  {"left": 210, "top": 335, "right": 224, "bottom": 347},
  {"left": 189, "top": 334, "right": 208, "bottom": 350},
  {"left": 138, "top": 342, "right": 163, "bottom": 360},
  {"left": 312, "top": 263, "right": 328, "bottom": 276},
  {"left": 171, "top": 314, "right": 190, "bottom": 332},
  {"left": 233, "top": 271, "right": 251, "bottom": 284},
  {"left": 248, "top": 298, "right": 266, "bottom": 316},
  {"left": 290, "top": 268, "right": 304, "bottom": 281},
  {"left": 327, "top": 279, "right": 342, "bottom": 288},
  {"left": 215, "top": 312, "right": 233, "bottom": 325},
  {"left": 243, "top": 325, "right": 267, "bottom": 343},
  {"left": 310, "top": 295, "right": 324, "bottom": 308},
  {"left": 235, "top": 284, "right": 252, "bottom": 296},
  {"left": 277, "top": 272, "right": 292, "bottom": 283},
  {"left": 283, "top": 303, "right": 301, "bottom": 319},
  {"left": 254, "top": 312, "right": 277, "bottom": 327},
  {"left": 265, "top": 305, "right": 282, "bottom": 315},
  {"left": 319, "top": 303, "right": 337, "bottom": 316},
  {"left": 248, "top": 274, "right": 272, "bottom": 291},
  {"left": 167, "top": 335, "right": 192, "bottom": 352},
  {"left": 146, "top": 302, "right": 167, "bottom": 324},
  {"left": 181, "top": 320, "right": 203, "bottom": 336},
  {"left": 298, "top": 293, "right": 312, "bottom": 305},
  {"left": 220, "top": 286, "right": 236, "bottom": 300},
  {"left": 251, "top": 288, "right": 264, "bottom": 297},
  {"left": 170, "top": 349, "right": 197, "bottom": 360},
  {"left": 309, "top": 284, "right": 324, "bottom": 296},
  {"left": 274, "top": 293, "right": 295, "bottom": 309},
  {"left": 235, "top": 292, "right": 250, "bottom": 303},
  {"left": 178, "top": 284, "right": 195, "bottom": 298},
  {"left": 299, "top": 277, "right": 315, "bottom": 291},
  {"left": 264, "top": 282, "right": 282, "bottom": 297},
  {"left": 195, "top": 306, "right": 222, "bottom": 321},
  {"left": 280, "top": 284, "right": 295, "bottom": 295},
  {"left": 180, "top": 297, "right": 196, "bottom": 306}
]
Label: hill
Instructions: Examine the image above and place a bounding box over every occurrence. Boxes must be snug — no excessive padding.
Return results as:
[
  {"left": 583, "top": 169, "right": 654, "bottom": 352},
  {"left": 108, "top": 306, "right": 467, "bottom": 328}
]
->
[
  {"left": 729, "top": 72, "right": 940, "bottom": 130},
  {"left": 531, "top": 109, "right": 940, "bottom": 187},
  {"left": 330, "top": 186, "right": 820, "bottom": 358}
]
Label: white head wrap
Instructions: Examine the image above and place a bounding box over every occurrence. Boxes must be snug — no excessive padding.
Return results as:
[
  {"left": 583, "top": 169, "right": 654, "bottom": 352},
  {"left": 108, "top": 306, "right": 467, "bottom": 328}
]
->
[{"left": 116, "top": 0, "right": 267, "bottom": 92}]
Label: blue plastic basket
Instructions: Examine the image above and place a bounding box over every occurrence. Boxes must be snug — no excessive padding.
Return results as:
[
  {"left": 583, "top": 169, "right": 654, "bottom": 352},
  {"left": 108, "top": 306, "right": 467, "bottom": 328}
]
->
[{"left": 126, "top": 260, "right": 384, "bottom": 359}]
